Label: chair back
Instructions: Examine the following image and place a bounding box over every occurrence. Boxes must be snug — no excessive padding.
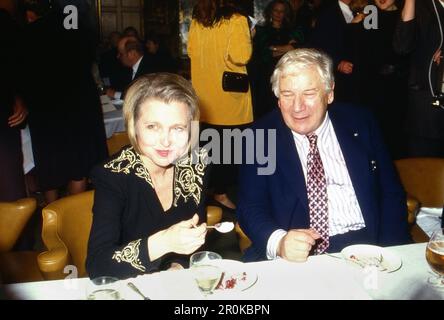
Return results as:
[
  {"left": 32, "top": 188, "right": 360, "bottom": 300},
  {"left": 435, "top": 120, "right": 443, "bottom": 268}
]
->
[
  {"left": 0, "top": 198, "right": 37, "bottom": 252},
  {"left": 106, "top": 131, "right": 130, "bottom": 156},
  {"left": 39, "top": 191, "right": 94, "bottom": 279},
  {"left": 394, "top": 158, "right": 444, "bottom": 207},
  {"left": 206, "top": 206, "right": 222, "bottom": 226}
]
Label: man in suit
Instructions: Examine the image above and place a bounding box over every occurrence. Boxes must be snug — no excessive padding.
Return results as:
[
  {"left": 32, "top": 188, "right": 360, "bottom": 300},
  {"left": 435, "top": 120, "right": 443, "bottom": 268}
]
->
[
  {"left": 310, "top": 0, "right": 357, "bottom": 103},
  {"left": 237, "top": 48, "right": 410, "bottom": 262},
  {"left": 106, "top": 36, "right": 155, "bottom": 100}
]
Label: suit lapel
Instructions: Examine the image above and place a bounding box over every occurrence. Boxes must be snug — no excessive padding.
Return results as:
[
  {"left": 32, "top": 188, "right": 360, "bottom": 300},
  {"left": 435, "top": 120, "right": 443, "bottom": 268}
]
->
[{"left": 275, "top": 112, "right": 309, "bottom": 213}]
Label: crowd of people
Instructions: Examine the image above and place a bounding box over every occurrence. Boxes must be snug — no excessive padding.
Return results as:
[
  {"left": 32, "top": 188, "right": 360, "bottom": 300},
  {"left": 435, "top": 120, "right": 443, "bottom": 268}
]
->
[{"left": 1, "top": 0, "right": 443, "bottom": 281}]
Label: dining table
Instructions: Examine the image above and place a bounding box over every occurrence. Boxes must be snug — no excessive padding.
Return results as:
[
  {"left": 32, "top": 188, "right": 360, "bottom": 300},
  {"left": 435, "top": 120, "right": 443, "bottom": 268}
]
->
[{"left": 4, "top": 243, "right": 443, "bottom": 300}]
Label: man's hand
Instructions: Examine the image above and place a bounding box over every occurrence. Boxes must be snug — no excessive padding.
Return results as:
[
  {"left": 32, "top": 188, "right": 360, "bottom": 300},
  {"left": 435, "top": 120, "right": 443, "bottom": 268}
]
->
[
  {"left": 351, "top": 13, "right": 365, "bottom": 24},
  {"left": 338, "top": 60, "right": 354, "bottom": 74},
  {"left": 277, "top": 229, "right": 321, "bottom": 262},
  {"left": 8, "top": 97, "right": 28, "bottom": 127}
]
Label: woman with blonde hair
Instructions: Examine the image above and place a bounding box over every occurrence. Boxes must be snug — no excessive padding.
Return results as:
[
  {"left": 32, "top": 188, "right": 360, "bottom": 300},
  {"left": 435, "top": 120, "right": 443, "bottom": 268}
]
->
[{"left": 87, "top": 73, "right": 210, "bottom": 279}]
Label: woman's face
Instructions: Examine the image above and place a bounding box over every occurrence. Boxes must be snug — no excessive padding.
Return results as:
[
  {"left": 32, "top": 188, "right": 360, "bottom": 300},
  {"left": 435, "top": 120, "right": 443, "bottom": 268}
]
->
[
  {"left": 271, "top": 3, "right": 286, "bottom": 26},
  {"left": 374, "top": 0, "right": 396, "bottom": 11},
  {"left": 136, "top": 99, "right": 190, "bottom": 168}
]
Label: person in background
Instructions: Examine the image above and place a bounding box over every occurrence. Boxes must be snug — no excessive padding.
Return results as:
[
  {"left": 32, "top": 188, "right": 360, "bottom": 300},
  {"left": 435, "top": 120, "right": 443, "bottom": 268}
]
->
[
  {"left": 237, "top": 49, "right": 410, "bottom": 262},
  {"left": 188, "top": 0, "right": 253, "bottom": 210},
  {"left": 87, "top": 73, "right": 209, "bottom": 279},
  {"left": 0, "top": 7, "right": 27, "bottom": 201},
  {"left": 98, "top": 31, "right": 129, "bottom": 92},
  {"left": 310, "top": 0, "right": 358, "bottom": 103},
  {"left": 105, "top": 36, "right": 155, "bottom": 100},
  {"left": 393, "top": 0, "right": 444, "bottom": 157},
  {"left": 347, "top": 0, "right": 409, "bottom": 159},
  {"left": 144, "top": 31, "right": 178, "bottom": 73},
  {"left": 22, "top": 0, "right": 108, "bottom": 204},
  {"left": 250, "top": 0, "right": 304, "bottom": 119}
]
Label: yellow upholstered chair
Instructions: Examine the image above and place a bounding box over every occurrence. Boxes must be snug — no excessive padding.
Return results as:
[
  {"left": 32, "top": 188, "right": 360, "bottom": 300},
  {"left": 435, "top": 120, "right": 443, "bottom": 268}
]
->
[
  {"left": 206, "top": 206, "right": 222, "bottom": 226},
  {"left": 106, "top": 131, "right": 130, "bottom": 156},
  {"left": 38, "top": 190, "right": 94, "bottom": 280},
  {"left": 235, "top": 222, "right": 252, "bottom": 254},
  {"left": 38, "top": 190, "right": 225, "bottom": 280},
  {"left": 394, "top": 158, "right": 444, "bottom": 243},
  {"left": 0, "top": 198, "right": 43, "bottom": 283}
]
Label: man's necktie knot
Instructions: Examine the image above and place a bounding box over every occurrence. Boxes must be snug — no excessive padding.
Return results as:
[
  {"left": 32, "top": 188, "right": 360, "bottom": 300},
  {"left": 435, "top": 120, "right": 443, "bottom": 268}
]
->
[{"left": 306, "top": 133, "right": 318, "bottom": 148}]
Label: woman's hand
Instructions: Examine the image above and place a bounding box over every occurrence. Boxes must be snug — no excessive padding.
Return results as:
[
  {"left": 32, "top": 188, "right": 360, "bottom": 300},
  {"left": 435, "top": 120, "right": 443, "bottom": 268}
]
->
[{"left": 148, "top": 214, "right": 207, "bottom": 261}]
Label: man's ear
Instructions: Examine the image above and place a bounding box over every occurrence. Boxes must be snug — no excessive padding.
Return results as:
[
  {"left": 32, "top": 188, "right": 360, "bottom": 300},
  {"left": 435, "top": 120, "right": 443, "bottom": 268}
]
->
[
  {"left": 327, "top": 82, "right": 335, "bottom": 104},
  {"left": 277, "top": 96, "right": 282, "bottom": 110}
]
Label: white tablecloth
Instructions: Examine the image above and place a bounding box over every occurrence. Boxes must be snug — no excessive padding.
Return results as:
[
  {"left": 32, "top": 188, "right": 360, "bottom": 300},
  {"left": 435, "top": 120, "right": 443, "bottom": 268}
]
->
[
  {"left": 21, "top": 104, "right": 124, "bottom": 174},
  {"left": 4, "top": 243, "right": 443, "bottom": 300}
]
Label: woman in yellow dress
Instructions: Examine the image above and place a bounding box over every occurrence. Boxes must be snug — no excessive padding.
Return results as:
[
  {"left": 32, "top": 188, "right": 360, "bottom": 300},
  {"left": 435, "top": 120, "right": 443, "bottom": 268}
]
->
[{"left": 188, "top": 0, "right": 253, "bottom": 209}]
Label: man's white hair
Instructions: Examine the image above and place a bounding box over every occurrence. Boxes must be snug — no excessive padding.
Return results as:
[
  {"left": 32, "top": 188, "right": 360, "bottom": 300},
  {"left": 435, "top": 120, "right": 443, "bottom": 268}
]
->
[{"left": 271, "top": 48, "right": 335, "bottom": 97}]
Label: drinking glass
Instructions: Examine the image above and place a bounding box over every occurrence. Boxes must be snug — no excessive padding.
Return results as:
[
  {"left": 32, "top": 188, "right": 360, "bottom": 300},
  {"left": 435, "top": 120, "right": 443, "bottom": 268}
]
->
[
  {"left": 426, "top": 228, "right": 444, "bottom": 288},
  {"left": 189, "top": 251, "right": 223, "bottom": 296},
  {"left": 86, "top": 276, "right": 122, "bottom": 300}
]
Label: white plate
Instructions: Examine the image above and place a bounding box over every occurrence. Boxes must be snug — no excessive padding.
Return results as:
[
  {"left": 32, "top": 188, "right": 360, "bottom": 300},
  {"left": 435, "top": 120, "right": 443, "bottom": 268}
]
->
[
  {"left": 212, "top": 259, "right": 258, "bottom": 292},
  {"left": 341, "top": 244, "right": 402, "bottom": 273},
  {"left": 112, "top": 99, "right": 124, "bottom": 105}
]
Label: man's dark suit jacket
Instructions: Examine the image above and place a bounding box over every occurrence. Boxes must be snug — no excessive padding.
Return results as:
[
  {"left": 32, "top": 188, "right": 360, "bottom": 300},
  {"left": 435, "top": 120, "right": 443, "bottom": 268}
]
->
[
  {"left": 120, "top": 55, "right": 155, "bottom": 99},
  {"left": 237, "top": 103, "right": 411, "bottom": 262},
  {"left": 310, "top": 1, "right": 357, "bottom": 103}
]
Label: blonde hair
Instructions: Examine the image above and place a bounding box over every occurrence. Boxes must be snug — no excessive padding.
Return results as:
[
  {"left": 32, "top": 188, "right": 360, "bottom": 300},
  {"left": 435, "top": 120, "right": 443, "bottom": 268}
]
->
[
  {"left": 123, "top": 73, "right": 200, "bottom": 155},
  {"left": 271, "top": 48, "right": 334, "bottom": 97}
]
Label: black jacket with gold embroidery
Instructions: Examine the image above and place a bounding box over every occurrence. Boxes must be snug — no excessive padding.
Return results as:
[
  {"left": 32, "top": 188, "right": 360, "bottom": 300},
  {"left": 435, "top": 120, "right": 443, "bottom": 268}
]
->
[{"left": 86, "top": 146, "right": 209, "bottom": 279}]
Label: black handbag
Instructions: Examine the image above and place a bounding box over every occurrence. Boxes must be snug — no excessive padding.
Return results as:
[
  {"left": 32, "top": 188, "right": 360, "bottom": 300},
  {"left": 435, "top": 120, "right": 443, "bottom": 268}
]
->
[{"left": 222, "top": 71, "right": 249, "bottom": 93}]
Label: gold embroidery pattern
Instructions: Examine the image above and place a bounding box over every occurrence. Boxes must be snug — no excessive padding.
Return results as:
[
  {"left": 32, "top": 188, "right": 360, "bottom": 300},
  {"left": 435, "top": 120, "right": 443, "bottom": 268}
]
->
[
  {"left": 173, "top": 149, "right": 208, "bottom": 207},
  {"left": 104, "top": 146, "right": 208, "bottom": 207},
  {"left": 112, "top": 239, "right": 146, "bottom": 272},
  {"left": 104, "top": 147, "right": 154, "bottom": 188}
]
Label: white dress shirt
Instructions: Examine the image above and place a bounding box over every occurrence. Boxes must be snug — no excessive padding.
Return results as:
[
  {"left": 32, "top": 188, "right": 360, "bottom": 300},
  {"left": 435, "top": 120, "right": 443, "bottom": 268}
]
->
[
  {"left": 266, "top": 113, "right": 366, "bottom": 259},
  {"left": 338, "top": 0, "right": 354, "bottom": 23},
  {"left": 113, "top": 56, "right": 143, "bottom": 100}
]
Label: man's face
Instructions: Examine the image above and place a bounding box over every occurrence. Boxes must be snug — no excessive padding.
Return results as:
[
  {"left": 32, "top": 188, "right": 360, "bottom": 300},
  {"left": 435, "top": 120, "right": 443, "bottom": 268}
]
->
[
  {"left": 117, "top": 39, "right": 132, "bottom": 67},
  {"left": 277, "top": 67, "right": 334, "bottom": 135}
]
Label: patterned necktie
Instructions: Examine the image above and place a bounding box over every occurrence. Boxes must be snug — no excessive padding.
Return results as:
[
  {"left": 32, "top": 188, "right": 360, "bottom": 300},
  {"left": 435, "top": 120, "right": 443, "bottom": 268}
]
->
[{"left": 306, "top": 133, "right": 329, "bottom": 254}]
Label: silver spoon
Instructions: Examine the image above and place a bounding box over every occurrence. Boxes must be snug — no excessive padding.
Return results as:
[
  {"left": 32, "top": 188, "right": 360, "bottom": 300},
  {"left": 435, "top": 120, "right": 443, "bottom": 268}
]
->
[
  {"left": 127, "top": 282, "right": 150, "bottom": 300},
  {"left": 207, "top": 222, "right": 234, "bottom": 233}
]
